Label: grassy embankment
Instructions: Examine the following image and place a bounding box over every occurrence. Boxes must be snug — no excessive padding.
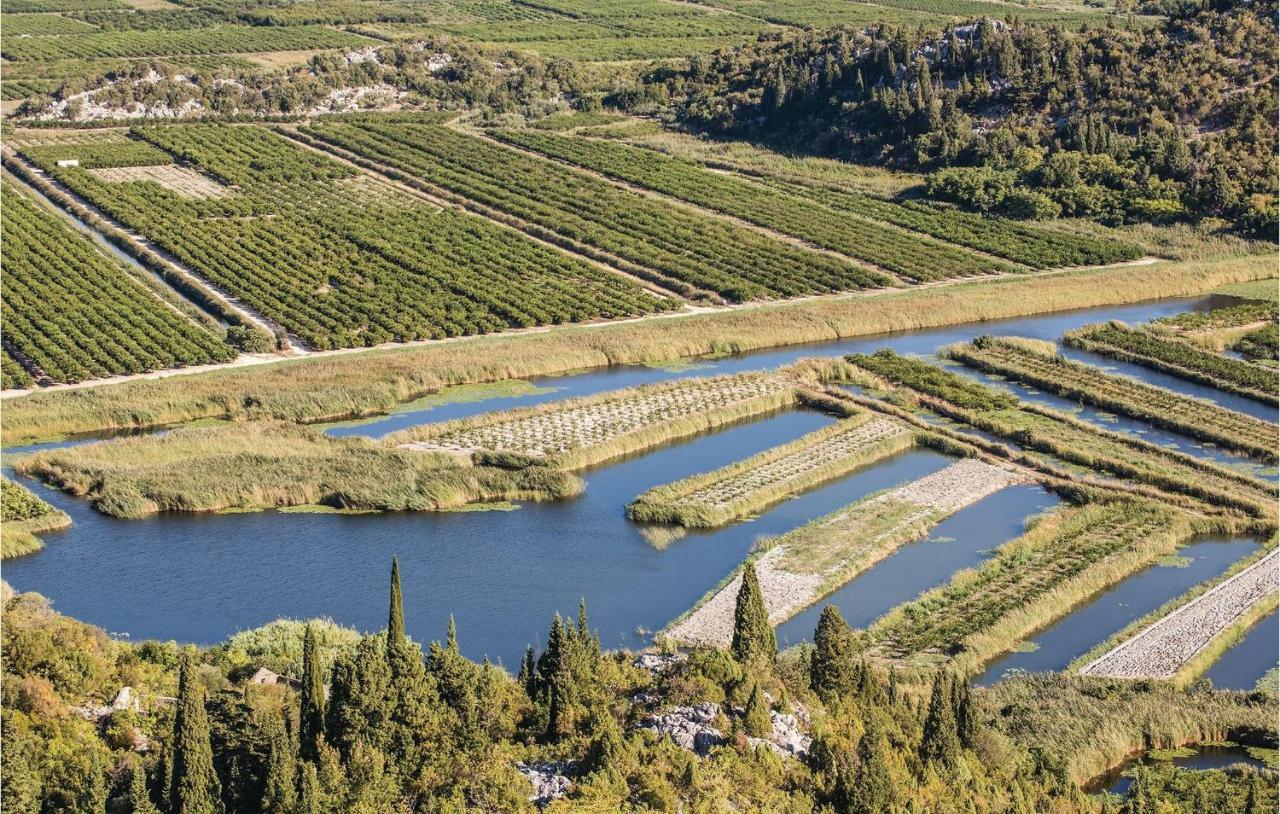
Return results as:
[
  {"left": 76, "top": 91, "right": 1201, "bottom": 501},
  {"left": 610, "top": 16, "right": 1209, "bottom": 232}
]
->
[
  {"left": 944, "top": 335, "right": 1279, "bottom": 462},
  {"left": 12, "top": 422, "right": 582, "bottom": 518},
  {"left": 1, "top": 254, "right": 1270, "bottom": 446},
  {"left": 1148, "top": 301, "right": 1279, "bottom": 353},
  {"left": 384, "top": 372, "right": 798, "bottom": 471},
  {"left": 1, "top": 477, "right": 70, "bottom": 559},
  {"left": 849, "top": 350, "right": 1278, "bottom": 520},
  {"left": 626, "top": 412, "right": 916, "bottom": 527},
  {"left": 982, "top": 673, "right": 1279, "bottom": 788},
  {"left": 862, "top": 500, "right": 1204, "bottom": 673},
  {"left": 1069, "top": 538, "right": 1280, "bottom": 688},
  {"left": 660, "top": 458, "right": 1025, "bottom": 647},
  {"left": 1065, "top": 321, "right": 1278, "bottom": 405}
]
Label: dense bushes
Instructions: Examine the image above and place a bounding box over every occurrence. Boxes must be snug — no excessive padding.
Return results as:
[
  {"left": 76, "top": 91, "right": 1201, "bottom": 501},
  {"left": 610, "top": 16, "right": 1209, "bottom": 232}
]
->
[{"left": 847, "top": 348, "right": 1018, "bottom": 411}]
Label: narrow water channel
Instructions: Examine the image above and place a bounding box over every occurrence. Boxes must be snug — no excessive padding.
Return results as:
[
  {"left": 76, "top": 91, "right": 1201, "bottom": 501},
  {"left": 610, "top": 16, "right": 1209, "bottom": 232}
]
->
[
  {"left": 1202, "top": 610, "right": 1279, "bottom": 692},
  {"left": 976, "top": 536, "right": 1262, "bottom": 686},
  {"left": 775, "top": 483, "right": 1061, "bottom": 647}
]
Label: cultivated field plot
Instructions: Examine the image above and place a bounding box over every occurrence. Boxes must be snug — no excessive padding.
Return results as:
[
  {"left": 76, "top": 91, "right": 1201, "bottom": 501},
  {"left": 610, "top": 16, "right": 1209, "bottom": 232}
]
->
[
  {"left": 1079, "top": 548, "right": 1279, "bottom": 680},
  {"left": 1149, "top": 302, "right": 1280, "bottom": 361},
  {"left": 1065, "top": 322, "right": 1278, "bottom": 405},
  {"left": 692, "top": 0, "right": 1117, "bottom": 28},
  {"left": 302, "top": 120, "right": 890, "bottom": 301},
  {"left": 390, "top": 372, "right": 797, "bottom": 469},
  {"left": 495, "top": 129, "right": 1012, "bottom": 281},
  {"left": 865, "top": 501, "right": 1193, "bottom": 668},
  {"left": 761, "top": 177, "right": 1144, "bottom": 269},
  {"left": 89, "top": 164, "right": 229, "bottom": 198},
  {"left": 946, "top": 336, "right": 1279, "bottom": 461},
  {"left": 1, "top": 178, "right": 234, "bottom": 385},
  {"left": 2, "top": 12, "right": 98, "bottom": 35},
  {"left": 16, "top": 125, "right": 674, "bottom": 350},
  {"left": 628, "top": 415, "right": 917, "bottom": 527},
  {"left": 849, "top": 351, "right": 1279, "bottom": 518},
  {"left": 0, "top": 24, "right": 373, "bottom": 60},
  {"left": 664, "top": 458, "right": 1026, "bottom": 647}
]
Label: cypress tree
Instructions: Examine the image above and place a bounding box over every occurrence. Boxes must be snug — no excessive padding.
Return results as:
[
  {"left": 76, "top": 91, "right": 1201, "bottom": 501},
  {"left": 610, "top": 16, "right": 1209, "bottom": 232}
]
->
[
  {"left": 952, "top": 675, "right": 976, "bottom": 747},
  {"left": 1243, "top": 779, "right": 1260, "bottom": 814},
  {"left": 849, "top": 717, "right": 895, "bottom": 814},
  {"left": 387, "top": 557, "right": 405, "bottom": 651},
  {"left": 742, "top": 681, "right": 772, "bottom": 739},
  {"left": 730, "top": 563, "right": 775, "bottom": 665},
  {"left": 261, "top": 717, "right": 296, "bottom": 814},
  {"left": 299, "top": 623, "right": 325, "bottom": 762},
  {"left": 170, "top": 656, "right": 222, "bottom": 814},
  {"left": 810, "top": 605, "right": 855, "bottom": 700},
  {"left": 518, "top": 645, "right": 536, "bottom": 699},
  {"left": 126, "top": 759, "right": 160, "bottom": 814},
  {"left": 296, "top": 763, "right": 322, "bottom": 814},
  {"left": 919, "top": 672, "right": 960, "bottom": 771}
]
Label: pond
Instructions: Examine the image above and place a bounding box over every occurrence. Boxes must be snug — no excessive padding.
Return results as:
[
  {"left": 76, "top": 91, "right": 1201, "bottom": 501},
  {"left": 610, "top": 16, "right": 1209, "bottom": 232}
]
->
[
  {"left": 4, "top": 293, "right": 1275, "bottom": 670},
  {"left": 1095, "top": 744, "right": 1276, "bottom": 796}
]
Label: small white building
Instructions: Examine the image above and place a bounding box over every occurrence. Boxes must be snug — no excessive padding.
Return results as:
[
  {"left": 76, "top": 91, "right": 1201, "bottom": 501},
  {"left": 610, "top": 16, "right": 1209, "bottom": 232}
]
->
[{"left": 55, "top": 159, "right": 79, "bottom": 168}]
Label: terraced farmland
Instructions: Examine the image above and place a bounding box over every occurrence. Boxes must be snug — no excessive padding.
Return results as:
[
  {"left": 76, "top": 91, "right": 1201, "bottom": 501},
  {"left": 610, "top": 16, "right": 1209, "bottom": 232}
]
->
[
  {"left": 866, "top": 501, "right": 1193, "bottom": 668},
  {"left": 848, "top": 350, "right": 1279, "bottom": 518},
  {"left": 16, "top": 125, "right": 674, "bottom": 350},
  {"left": 1, "top": 177, "right": 234, "bottom": 384},
  {"left": 628, "top": 415, "right": 917, "bottom": 527},
  {"left": 946, "top": 336, "right": 1279, "bottom": 461},
  {"left": 664, "top": 458, "right": 1025, "bottom": 647},
  {"left": 302, "top": 120, "right": 891, "bottom": 301},
  {"left": 495, "top": 129, "right": 1012, "bottom": 281},
  {"left": 1065, "top": 322, "right": 1278, "bottom": 405},
  {"left": 1079, "top": 548, "right": 1279, "bottom": 680},
  {"left": 390, "top": 372, "right": 797, "bottom": 469},
  {"left": 0, "top": 24, "right": 373, "bottom": 60}
]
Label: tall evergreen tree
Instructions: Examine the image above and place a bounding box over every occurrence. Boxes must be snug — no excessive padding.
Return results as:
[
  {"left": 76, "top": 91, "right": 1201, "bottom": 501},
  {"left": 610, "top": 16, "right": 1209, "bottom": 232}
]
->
[
  {"left": 919, "top": 672, "right": 960, "bottom": 771},
  {"left": 952, "top": 675, "right": 976, "bottom": 747},
  {"left": 518, "top": 645, "right": 536, "bottom": 699},
  {"left": 299, "top": 623, "right": 326, "bottom": 762},
  {"left": 126, "top": 759, "right": 160, "bottom": 814},
  {"left": 849, "top": 717, "right": 896, "bottom": 814},
  {"left": 387, "top": 557, "right": 405, "bottom": 651},
  {"left": 170, "top": 655, "right": 223, "bottom": 814},
  {"left": 811, "top": 605, "right": 856, "bottom": 700},
  {"left": 296, "top": 763, "right": 323, "bottom": 814},
  {"left": 730, "top": 563, "right": 775, "bottom": 665},
  {"left": 742, "top": 681, "right": 772, "bottom": 738},
  {"left": 261, "top": 716, "right": 296, "bottom": 814}
]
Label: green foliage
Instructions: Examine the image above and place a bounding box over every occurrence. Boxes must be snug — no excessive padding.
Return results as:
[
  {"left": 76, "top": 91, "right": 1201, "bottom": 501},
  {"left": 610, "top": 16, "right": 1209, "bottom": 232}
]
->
[
  {"left": 222, "top": 617, "right": 360, "bottom": 678},
  {"left": 300, "top": 623, "right": 326, "bottom": 762},
  {"left": 920, "top": 672, "right": 961, "bottom": 770},
  {"left": 2, "top": 178, "right": 233, "bottom": 383},
  {"left": 742, "top": 681, "right": 772, "bottom": 738},
  {"left": 663, "top": 7, "right": 1277, "bottom": 232},
  {"left": 170, "top": 655, "right": 223, "bottom": 814},
  {"left": 1065, "top": 321, "right": 1278, "bottom": 404},
  {"left": 0, "top": 24, "right": 371, "bottom": 60},
  {"left": 305, "top": 120, "right": 885, "bottom": 303},
  {"left": 809, "top": 605, "right": 857, "bottom": 701},
  {"left": 848, "top": 348, "right": 1018, "bottom": 411},
  {"left": 731, "top": 563, "right": 776, "bottom": 666},
  {"left": 222, "top": 325, "right": 275, "bottom": 354}
]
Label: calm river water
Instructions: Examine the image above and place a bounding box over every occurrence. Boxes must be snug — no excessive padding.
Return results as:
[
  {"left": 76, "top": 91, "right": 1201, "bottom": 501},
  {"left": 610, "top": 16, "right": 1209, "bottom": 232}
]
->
[{"left": 4, "top": 293, "right": 1276, "bottom": 675}]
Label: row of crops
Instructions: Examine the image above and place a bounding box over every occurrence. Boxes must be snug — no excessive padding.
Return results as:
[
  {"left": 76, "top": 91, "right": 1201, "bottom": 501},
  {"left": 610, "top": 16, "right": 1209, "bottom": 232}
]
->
[
  {"left": 761, "top": 178, "right": 1144, "bottom": 269},
  {"left": 946, "top": 336, "right": 1278, "bottom": 461},
  {"left": 494, "top": 129, "right": 1014, "bottom": 281},
  {"left": 1, "top": 179, "right": 235, "bottom": 385},
  {"left": 302, "top": 121, "right": 890, "bottom": 301},
  {"left": 18, "top": 126, "right": 673, "bottom": 351},
  {"left": 848, "top": 350, "right": 1278, "bottom": 518},
  {"left": 0, "top": 23, "right": 372, "bottom": 60},
  {"left": 1064, "top": 322, "right": 1278, "bottom": 405}
]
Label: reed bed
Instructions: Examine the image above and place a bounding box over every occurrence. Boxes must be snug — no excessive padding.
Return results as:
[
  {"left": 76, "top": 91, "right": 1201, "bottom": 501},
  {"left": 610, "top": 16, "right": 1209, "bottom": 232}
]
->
[
  {"left": 864, "top": 500, "right": 1196, "bottom": 672},
  {"left": 13, "top": 421, "right": 582, "bottom": 518},
  {"left": 1, "top": 477, "right": 70, "bottom": 559},
  {"left": 387, "top": 372, "right": 797, "bottom": 470},
  {"left": 662, "top": 458, "right": 1025, "bottom": 647},
  {"left": 1064, "top": 320, "right": 1278, "bottom": 405},
  {"left": 1078, "top": 547, "right": 1278, "bottom": 681},
  {"left": 945, "top": 335, "right": 1279, "bottom": 461},
  {"left": 2, "top": 254, "right": 1269, "bottom": 446},
  {"left": 847, "top": 350, "right": 1278, "bottom": 518},
  {"left": 627, "top": 415, "right": 916, "bottom": 527},
  {"left": 983, "top": 673, "right": 1278, "bottom": 788}
]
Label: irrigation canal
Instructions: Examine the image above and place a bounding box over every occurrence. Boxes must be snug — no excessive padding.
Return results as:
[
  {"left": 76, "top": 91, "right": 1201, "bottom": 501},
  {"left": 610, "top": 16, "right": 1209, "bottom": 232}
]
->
[{"left": 4, "top": 293, "right": 1276, "bottom": 678}]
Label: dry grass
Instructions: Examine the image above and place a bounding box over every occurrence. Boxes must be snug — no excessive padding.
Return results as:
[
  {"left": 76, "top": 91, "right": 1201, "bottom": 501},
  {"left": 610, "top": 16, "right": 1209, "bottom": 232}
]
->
[
  {"left": 89, "top": 165, "right": 229, "bottom": 198},
  {"left": 13, "top": 421, "right": 582, "bottom": 518},
  {"left": 242, "top": 49, "right": 328, "bottom": 69},
  {"left": 2, "top": 253, "right": 1270, "bottom": 446}
]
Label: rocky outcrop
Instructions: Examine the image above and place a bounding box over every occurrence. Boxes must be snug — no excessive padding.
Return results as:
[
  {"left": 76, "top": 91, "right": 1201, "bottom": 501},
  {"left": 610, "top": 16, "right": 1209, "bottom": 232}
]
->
[
  {"left": 748, "top": 710, "right": 812, "bottom": 758},
  {"left": 639, "top": 702, "right": 726, "bottom": 756},
  {"left": 516, "top": 761, "right": 574, "bottom": 806}
]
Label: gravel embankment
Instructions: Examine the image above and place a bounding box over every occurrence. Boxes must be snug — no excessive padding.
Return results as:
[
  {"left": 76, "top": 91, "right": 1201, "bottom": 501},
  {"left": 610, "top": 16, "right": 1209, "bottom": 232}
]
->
[{"left": 1079, "top": 548, "right": 1279, "bottom": 679}]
